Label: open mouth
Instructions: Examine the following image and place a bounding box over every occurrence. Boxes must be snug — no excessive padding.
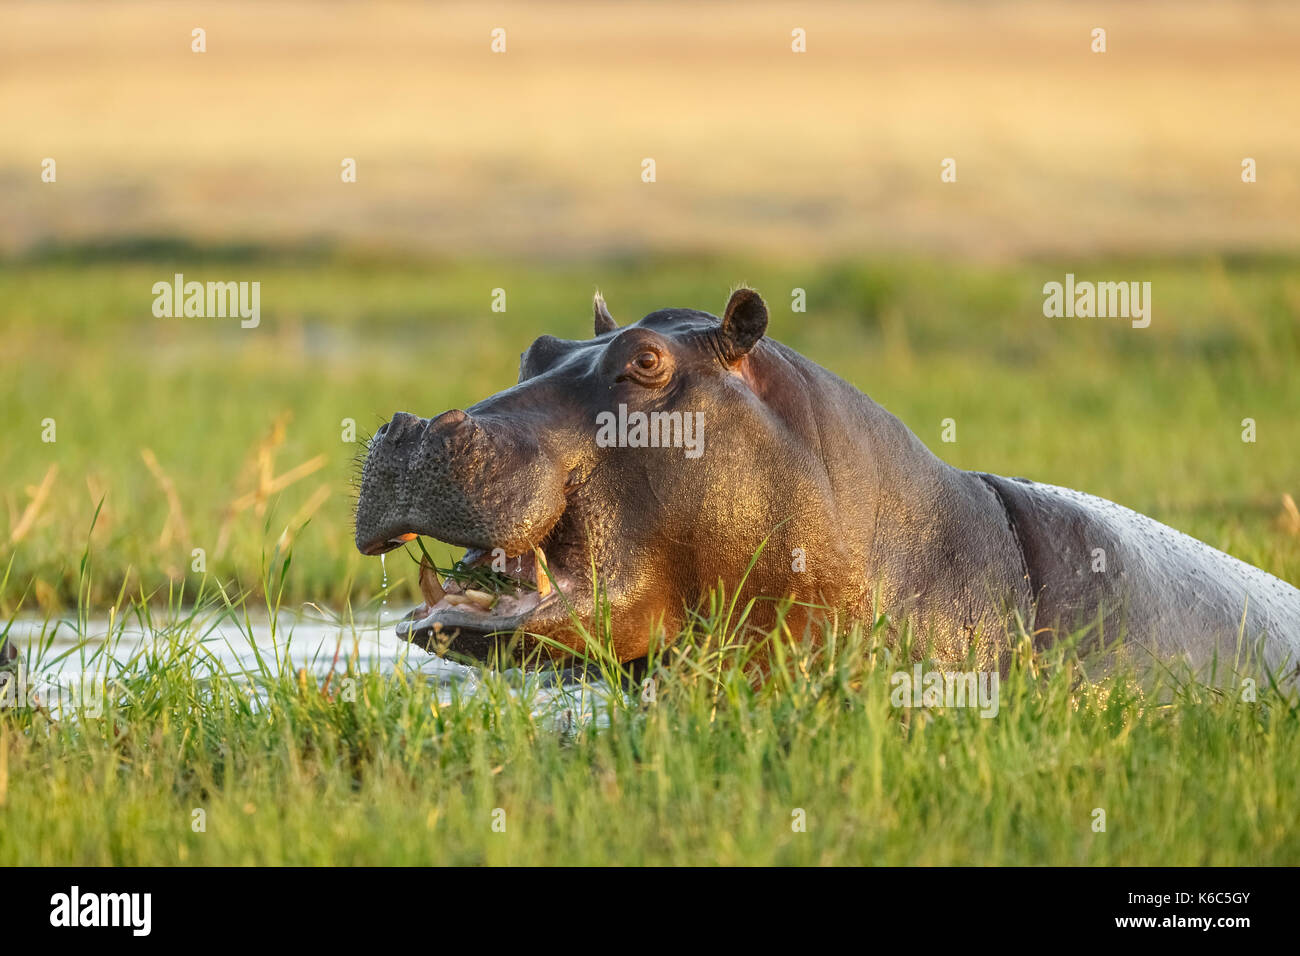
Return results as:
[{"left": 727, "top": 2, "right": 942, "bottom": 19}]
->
[
  {"left": 359, "top": 515, "right": 588, "bottom": 654},
  {"left": 400, "top": 543, "right": 576, "bottom": 640},
  {"left": 357, "top": 473, "right": 593, "bottom": 654}
]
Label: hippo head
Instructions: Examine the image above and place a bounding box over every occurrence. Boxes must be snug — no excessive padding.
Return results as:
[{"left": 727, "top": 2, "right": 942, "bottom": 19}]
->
[{"left": 355, "top": 288, "right": 855, "bottom": 663}]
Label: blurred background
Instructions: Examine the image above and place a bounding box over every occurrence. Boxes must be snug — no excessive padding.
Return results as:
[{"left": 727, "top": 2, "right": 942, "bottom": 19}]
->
[{"left": 2, "top": 0, "right": 1298, "bottom": 613}]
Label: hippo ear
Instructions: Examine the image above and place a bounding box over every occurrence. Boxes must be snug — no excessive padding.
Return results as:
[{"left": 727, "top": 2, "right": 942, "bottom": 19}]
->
[
  {"left": 719, "top": 288, "right": 768, "bottom": 361},
  {"left": 593, "top": 291, "right": 617, "bottom": 335}
]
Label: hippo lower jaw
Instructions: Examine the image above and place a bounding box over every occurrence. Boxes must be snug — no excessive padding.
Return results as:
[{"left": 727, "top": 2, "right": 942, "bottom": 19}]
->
[{"left": 396, "top": 593, "right": 567, "bottom": 656}]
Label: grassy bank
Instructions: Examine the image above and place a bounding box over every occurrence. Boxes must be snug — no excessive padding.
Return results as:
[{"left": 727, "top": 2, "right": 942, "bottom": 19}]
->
[
  {"left": 3, "top": 579, "right": 1298, "bottom": 866},
  {"left": 2, "top": 252, "right": 1298, "bottom": 614}
]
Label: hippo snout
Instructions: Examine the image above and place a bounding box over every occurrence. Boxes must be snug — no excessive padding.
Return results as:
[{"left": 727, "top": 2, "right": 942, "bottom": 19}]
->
[{"left": 354, "top": 406, "right": 567, "bottom": 558}]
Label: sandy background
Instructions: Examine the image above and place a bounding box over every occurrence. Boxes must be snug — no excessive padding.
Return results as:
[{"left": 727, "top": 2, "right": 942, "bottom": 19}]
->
[{"left": 3, "top": 0, "right": 1298, "bottom": 260}]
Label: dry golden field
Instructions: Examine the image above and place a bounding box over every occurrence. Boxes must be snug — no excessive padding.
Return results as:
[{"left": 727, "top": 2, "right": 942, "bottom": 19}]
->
[{"left": 2, "top": 0, "right": 1299, "bottom": 259}]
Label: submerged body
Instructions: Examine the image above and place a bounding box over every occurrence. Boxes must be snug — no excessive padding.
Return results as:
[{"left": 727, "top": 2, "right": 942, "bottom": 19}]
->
[{"left": 354, "top": 289, "right": 1300, "bottom": 681}]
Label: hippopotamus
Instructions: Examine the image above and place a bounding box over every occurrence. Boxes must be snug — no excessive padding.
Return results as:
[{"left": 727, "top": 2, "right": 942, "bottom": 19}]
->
[{"left": 354, "top": 288, "right": 1300, "bottom": 681}]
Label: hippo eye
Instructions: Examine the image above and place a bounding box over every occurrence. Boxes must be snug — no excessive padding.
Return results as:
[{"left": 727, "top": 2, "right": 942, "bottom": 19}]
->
[{"left": 616, "top": 345, "right": 671, "bottom": 386}]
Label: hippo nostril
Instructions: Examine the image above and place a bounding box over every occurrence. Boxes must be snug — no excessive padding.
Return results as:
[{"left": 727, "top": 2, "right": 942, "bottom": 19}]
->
[
  {"left": 382, "top": 411, "right": 427, "bottom": 444},
  {"left": 392, "top": 411, "right": 423, "bottom": 429},
  {"left": 429, "top": 408, "right": 474, "bottom": 437},
  {"left": 433, "top": 408, "right": 469, "bottom": 428}
]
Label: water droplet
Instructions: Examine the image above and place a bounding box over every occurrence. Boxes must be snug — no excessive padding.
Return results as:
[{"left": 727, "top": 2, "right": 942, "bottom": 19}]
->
[{"left": 380, "top": 552, "right": 388, "bottom": 623}]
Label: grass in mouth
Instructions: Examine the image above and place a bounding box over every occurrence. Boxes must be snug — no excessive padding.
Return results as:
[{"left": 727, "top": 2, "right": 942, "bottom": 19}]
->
[{"left": 410, "top": 537, "right": 537, "bottom": 597}]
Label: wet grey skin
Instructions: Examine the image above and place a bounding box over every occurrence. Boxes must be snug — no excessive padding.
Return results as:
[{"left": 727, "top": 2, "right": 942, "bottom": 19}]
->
[{"left": 354, "top": 288, "right": 1300, "bottom": 680}]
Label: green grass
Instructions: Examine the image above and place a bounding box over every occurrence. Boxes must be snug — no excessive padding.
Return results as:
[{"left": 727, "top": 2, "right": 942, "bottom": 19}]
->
[
  {"left": 1, "top": 249, "right": 1298, "bottom": 864},
  {"left": 3, "top": 567, "right": 1298, "bottom": 866}
]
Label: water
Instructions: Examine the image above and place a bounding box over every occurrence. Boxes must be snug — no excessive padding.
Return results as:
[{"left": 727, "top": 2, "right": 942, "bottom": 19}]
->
[{"left": 1, "top": 608, "right": 615, "bottom": 729}]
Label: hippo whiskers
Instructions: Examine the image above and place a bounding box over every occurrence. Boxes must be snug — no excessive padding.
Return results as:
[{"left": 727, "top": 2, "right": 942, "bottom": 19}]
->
[{"left": 355, "top": 287, "right": 1300, "bottom": 681}]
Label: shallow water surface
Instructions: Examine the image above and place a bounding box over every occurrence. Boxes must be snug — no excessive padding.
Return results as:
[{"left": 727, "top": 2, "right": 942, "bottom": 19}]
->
[{"left": 2, "top": 609, "right": 612, "bottom": 727}]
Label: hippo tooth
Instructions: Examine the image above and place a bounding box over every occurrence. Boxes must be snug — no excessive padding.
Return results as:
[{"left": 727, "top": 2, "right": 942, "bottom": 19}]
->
[
  {"left": 443, "top": 593, "right": 471, "bottom": 606},
  {"left": 419, "top": 554, "right": 445, "bottom": 606},
  {"left": 534, "top": 546, "right": 552, "bottom": 597},
  {"left": 463, "top": 588, "right": 495, "bottom": 609}
]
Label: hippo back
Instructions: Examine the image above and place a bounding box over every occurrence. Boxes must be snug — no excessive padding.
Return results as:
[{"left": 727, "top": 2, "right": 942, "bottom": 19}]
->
[{"left": 979, "top": 474, "right": 1300, "bottom": 681}]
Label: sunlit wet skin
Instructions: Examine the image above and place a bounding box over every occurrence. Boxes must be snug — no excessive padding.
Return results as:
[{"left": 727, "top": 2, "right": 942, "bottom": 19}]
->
[{"left": 354, "top": 288, "right": 1300, "bottom": 678}]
